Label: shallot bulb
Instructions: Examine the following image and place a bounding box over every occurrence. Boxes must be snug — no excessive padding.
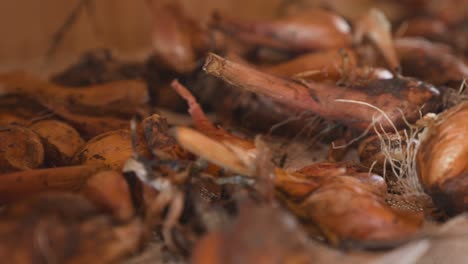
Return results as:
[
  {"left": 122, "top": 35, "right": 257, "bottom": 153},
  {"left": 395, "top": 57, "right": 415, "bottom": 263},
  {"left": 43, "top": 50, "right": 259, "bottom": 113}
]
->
[
  {"left": 417, "top": 101, "right": 468, "bottom": 214},
  {"left": 212, "top": 9, "right": 352, "bottom": 52}
]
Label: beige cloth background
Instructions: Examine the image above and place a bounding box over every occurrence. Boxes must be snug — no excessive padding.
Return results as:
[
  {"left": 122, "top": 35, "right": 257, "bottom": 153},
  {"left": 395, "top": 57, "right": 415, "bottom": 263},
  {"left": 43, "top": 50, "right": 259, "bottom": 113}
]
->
[{"left": 0, "top": 0, "right": 281, "bottom": 74}]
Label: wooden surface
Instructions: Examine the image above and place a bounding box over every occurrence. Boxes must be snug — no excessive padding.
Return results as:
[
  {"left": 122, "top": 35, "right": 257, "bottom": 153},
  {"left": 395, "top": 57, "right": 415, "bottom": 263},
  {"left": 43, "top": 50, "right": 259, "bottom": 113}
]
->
[{"left": 0, "top": 0, "right": 280, "bottom": 74}]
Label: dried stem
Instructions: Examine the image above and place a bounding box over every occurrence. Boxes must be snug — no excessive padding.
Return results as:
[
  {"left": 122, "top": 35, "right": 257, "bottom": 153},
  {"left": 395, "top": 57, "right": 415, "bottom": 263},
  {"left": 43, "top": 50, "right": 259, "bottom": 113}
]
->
[{"left": 203, "top": 53, "right": 440, "bottom": 131}]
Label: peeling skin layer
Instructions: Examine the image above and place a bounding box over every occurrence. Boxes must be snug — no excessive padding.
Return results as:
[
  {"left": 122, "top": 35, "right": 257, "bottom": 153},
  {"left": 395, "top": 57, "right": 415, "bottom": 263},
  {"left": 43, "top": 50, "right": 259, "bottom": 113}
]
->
[
  {"left": 204, "top": 53, "right": 441, "bottom": 131},
  {"left": 262, "top": 48, "right": 358, "bottom": 79}
]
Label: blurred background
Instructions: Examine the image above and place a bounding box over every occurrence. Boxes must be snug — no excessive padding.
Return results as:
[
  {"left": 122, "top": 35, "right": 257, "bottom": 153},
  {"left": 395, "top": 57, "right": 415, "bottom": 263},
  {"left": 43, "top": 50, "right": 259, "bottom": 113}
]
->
[
  {"left": 0, "top": 0, "right": 285, "bottom": 74},
  {"left": 0, "top": 0, "right": 414, "bottom": 74}
]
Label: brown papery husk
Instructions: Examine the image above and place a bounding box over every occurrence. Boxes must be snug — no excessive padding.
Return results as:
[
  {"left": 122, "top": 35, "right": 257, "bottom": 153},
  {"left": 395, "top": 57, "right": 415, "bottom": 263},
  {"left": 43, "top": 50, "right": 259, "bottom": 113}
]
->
[
  {"left": 0, "top": 125, "right": 44, "bottom": 173},
  {"left": 417, "top": 101, "right": 468, "bottom": 215},
  {"left": 0, "top": 71, "right": 149, "bottom": 117},
  {"left": 73, "top": 130, "right": 147, "bottom": 170},
  {"left": 0, "top": 165, "right": 103, "bottom": 204},
  {"left": 295, "top": 162, "right": 388, "bottom": 194},
  {"left": 212, "top": 8, "right": 352, "bottom": 52},
  {"left": 261, "top": 48, "right": 358, "bottom": 80},
  {"left": 29, "top": 119, "right": 85, "bottom": 166},
  {"left": 0, "top": 192, "right": 143, "bottom": 263},
  {"left": 395, "top": 37, "right": 468, "bottom": 86},
  {"left": 279, "top": 175, "right": 422, "bottom": 247},
  {"left": 203, "top": 53, "right": 442, "bottom": 132}
]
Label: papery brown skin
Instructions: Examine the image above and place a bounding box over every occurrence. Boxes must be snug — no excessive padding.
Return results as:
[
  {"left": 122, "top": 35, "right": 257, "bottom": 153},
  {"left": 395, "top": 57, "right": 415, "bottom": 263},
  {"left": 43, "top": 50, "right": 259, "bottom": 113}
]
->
[
  {"left": 0, "top": 192, "right": 142, "bottom": 264},
  {"left": 290, "top": 176, "right": 422, "bottom": 247},
  {"left": 296, "top": 162, "right": 387, "bottom": 194},
  {"left": 192, "top": 204, "right": 312, "bottom": 264},
  {"left": 213, "top": 9, "right": 352, "bottom": 52},
  {"left": 29, "top": 119, "right": 85, "bottom": 166},
  {"left": 73, "top": 130, "right": 145, "bottom": 170},
  {"left": 0, "top": 71, "right": 149, "bottom": 117},
  {"left": 395, "top": 38, "right": 468, "bottom": 85},
  {"left": 262, "top": 48, "right": 358, "bottom": 81},
  {"left": 274, "top": 163, "right": 387, "bottom": 203},
  {"left": 80, "top": 170, "right": 135, "bottom": 222},
  {"left": 204, "top": 53, "right": 441, "bottom": 131},
  {"left": 275, "top": 169, "right": 422, "bottom": 246},
  {"left": 0, "top": 165, "right": 103, "bottom": 204},
  {"left": 0, "top": 125, "right": 44, "bottom": 173},
  {"left": 147, "top": 0, "right": 209, "bottom": 73},
  {"left": 417, "top": 101, "right": 468, "bottom": 214}
]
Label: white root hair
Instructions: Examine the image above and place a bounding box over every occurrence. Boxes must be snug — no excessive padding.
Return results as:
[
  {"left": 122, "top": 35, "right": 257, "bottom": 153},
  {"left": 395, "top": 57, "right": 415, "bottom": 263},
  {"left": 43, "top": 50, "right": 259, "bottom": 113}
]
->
[{"left": 334, "top": 99, "right": 434, "bottom": 210}]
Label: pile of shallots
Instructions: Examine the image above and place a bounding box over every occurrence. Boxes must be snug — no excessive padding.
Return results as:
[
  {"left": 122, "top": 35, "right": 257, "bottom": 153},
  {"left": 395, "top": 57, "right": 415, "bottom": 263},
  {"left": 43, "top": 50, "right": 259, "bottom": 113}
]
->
[{"left": 1, "top": 0, "right": 468, "bottom": 263}]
